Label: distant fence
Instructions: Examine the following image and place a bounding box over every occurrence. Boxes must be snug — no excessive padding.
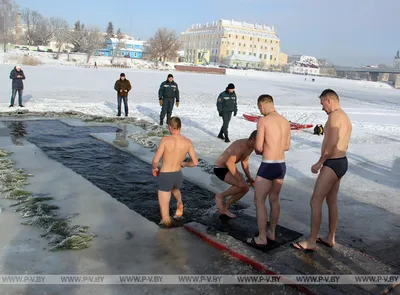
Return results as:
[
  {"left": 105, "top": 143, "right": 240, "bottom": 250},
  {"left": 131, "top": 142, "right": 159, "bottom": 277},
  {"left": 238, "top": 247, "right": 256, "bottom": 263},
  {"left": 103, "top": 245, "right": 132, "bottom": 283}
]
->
[{"left": 174, "top": 65, "right": 226, "bottom": 75}]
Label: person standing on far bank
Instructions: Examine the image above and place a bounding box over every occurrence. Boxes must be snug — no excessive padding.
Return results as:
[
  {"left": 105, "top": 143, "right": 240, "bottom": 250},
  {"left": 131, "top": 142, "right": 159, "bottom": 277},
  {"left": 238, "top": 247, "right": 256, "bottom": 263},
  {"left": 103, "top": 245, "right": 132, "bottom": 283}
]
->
[
  {"left": 114, "top": 73, "right": 131, "bottom": 117},
  {"left": 9, "top": 65, "right": 26, "bottom": 107},
  {"left": 217, "top": 83, "right": 237, "bottom": 143},
  {"left": 159, "top": 74, "right": 180, "bottom": 126}
]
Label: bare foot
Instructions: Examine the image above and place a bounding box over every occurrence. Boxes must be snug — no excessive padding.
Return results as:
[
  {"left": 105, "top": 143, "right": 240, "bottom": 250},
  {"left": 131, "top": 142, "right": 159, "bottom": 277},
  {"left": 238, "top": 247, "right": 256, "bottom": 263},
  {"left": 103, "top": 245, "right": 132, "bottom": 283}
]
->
[
  {"left": 266, "top": 229, "right": 276, "bottom": 241},
  {"left": 174, "top": 202, "right": 184, "bottom": 218},
  {"left": 247, "top": 236, "right": 267, "bottom": 246},
  {"left": 292, "top": 240, "right": 316, "bottom": 252},
  {"left": 317, "top": 236, "right": 335, "bottom": 248},
  {"left": 159, "top": 217, "right": 172, "bottom": 227},
  {"left": 223, "top": 211, "right": 236, "bottom": 218}
]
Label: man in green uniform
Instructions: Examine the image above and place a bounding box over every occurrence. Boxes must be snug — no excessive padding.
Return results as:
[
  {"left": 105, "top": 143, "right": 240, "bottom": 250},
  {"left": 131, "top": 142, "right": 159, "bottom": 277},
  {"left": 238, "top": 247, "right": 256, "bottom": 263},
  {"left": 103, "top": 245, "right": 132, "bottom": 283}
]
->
[
  {"left": 217, "top": 83, "right": 237, "bottom": 143},
  {"left": 159, "top": 74, "right": 180, "bottom": 125}
]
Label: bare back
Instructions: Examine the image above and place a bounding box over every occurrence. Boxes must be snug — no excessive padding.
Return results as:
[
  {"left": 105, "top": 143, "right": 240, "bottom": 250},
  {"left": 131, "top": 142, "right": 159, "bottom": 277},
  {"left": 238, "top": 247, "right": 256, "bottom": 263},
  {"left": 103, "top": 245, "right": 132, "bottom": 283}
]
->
[
  {"left": 215, "top": 139, "right": 253, "bottom": 167},
  {"left": 322, "top": 109, "right": 352, "bottom": 158},
  {"left": 160, "top": 135, "right": 193, "bottom": 172},
  {"left": 257, "top": 113, "right": 290, "bottom": 160}
]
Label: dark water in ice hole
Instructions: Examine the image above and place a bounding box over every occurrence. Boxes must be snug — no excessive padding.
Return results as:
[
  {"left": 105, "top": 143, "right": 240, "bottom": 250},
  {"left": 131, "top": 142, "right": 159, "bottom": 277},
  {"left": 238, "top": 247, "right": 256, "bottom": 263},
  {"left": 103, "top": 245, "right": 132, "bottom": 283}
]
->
[{"left": 4, "top": 120, "right": 221, "bottom": 225}]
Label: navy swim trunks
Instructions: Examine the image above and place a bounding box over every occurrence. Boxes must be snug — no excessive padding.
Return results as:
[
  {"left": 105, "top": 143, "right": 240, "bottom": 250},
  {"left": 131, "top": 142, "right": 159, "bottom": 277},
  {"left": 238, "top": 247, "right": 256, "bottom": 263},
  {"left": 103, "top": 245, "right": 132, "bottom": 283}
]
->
[{"left": 257, "top": 160, "right": 286, "bottom": 181}]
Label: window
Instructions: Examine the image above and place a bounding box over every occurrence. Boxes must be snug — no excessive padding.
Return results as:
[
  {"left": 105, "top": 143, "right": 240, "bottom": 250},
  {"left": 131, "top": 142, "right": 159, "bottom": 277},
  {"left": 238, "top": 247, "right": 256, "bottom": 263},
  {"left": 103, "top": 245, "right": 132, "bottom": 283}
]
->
[
  {"left": 259, "top": 54, "right": 262, "bottom": 58},
  {"left": 250, "top": 44, "right": 252, "bottom": 48},
  {"left": 229, "top": 34, "right": 231, "bottom": 37},
  {"left": 236, "top": 35, "right": 238, "bottom": 38},
  {"left": 270, "top": 55, "right": 272, "bottom": 60},
  {"left": 261, "top": 46, "right": 263, "bottom": 49},
  {"left": 250, "top": 37, "right": 252, "bottom": 41},
  {"left": 258, "top": 38, "right": 260, "bottom": 41},
  {"left": 239, "top": 43, "right": 241, "bottom": 46},
  {"left": 274, "top": 58, "right": 276, "bottom": 61},
  {"left": 271, "top": 47, "right": 274, "bottom": 51},
  {"left": 242, "top": 36, "right": 244, "bottom": 39},
  {"left": 254, "top": 53, "right": 256, "bottom": 56},
  {"left": 264, "top": 54, "right": 267, "bottom": 59},
  {"left": 238, "top": 51, "right": 241, "bottom": 54}
]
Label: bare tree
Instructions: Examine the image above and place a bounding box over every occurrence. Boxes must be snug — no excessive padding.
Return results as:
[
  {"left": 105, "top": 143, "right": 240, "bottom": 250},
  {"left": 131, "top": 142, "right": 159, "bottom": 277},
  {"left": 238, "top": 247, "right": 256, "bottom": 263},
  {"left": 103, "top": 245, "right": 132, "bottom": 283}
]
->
[
  {"left": 0, "top": 0, "right": 18, "bottom": 51},
  {"left": 54, "top": 19, "right": 70, "bottom": 59},
  {"left": 144, "top": 27, "right": 181, "bottom": 64},
  {"left": 71, "top": 20, "right": 86, "bottom": 52},
  {"left": 82, "top": 28, "right": 103, "bottom": 63},
  {"left": 33, "top": 17, "right": 68, "bottom": 46},
  {"left": 20, "top": 8, "right": 45, "bottom": 45}
]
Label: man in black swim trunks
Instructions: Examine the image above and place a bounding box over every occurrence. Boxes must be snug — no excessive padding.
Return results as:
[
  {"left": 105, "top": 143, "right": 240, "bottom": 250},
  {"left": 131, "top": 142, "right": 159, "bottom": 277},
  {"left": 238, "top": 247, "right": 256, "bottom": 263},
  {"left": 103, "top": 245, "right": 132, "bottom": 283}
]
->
[
  {"left": 292, "top": 89, "right": 352, "bottom": 252},
  {"left": 214, "top": 130, "right": 258, "bottom": 218}
]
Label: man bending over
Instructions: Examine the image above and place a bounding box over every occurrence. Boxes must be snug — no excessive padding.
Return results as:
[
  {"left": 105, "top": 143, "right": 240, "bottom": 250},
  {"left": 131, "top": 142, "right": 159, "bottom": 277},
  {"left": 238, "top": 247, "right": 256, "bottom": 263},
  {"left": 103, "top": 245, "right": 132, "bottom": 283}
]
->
[{"left": 214, "top": 130, "right": 258, "bottom": 218}]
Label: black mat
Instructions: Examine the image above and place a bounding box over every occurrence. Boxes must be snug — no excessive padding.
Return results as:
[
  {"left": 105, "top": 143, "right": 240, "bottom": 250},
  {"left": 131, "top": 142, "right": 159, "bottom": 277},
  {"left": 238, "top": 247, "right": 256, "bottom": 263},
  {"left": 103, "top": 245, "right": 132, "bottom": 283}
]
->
[{"left": 200, "top": 213, "right": 303, "bottom": 253}]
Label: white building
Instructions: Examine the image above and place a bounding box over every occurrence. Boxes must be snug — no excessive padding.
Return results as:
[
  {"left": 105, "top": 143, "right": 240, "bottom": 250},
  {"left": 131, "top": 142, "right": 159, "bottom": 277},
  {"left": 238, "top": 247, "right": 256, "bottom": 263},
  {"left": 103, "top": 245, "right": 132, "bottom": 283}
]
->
[{"left": 288, "top": 55, "right": 320, "bottom": 75}]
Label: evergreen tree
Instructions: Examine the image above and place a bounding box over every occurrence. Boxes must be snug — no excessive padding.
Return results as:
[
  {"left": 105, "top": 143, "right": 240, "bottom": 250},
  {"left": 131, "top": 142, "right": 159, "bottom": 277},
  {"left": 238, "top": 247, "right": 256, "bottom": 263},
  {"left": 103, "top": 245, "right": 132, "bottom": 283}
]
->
[{"left": 106, "top": 21, "right": 114, "bottom": 38}]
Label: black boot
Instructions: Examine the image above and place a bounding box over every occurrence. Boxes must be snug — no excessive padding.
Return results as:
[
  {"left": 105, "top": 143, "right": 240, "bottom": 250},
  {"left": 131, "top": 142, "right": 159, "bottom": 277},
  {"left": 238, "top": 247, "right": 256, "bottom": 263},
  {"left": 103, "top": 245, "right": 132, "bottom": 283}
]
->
[
  {"left": 224, "top": 136, "right": 230, "bottom": 143},
  {"left": 160, "top": 118, "right": 163, "bottom": 126},
  {"left": 217, "top": 127, "right": 224, "bottom": 139}
]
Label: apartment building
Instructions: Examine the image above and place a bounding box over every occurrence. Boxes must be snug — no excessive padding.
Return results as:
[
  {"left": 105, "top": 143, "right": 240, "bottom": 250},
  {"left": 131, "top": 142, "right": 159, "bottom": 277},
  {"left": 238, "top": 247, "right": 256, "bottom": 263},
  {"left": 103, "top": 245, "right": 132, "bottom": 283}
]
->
[{"left": 181, "top": 19, "right": 287, "bottom": 68}]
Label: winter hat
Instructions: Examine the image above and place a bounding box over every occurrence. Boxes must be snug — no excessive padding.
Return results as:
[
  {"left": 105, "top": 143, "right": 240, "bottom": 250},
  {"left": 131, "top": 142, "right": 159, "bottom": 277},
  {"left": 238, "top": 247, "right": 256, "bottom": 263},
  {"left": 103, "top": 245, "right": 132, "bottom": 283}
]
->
[
  {"left": 120, "top": 73, "right": 125, "bottom": 77},
  {"left": 15, "top": 65, "right": 21, "bottom": 69},
  {"left": 167, "top": 74, "right": 173, "bottom": 78},
  {"left": 227, "top": 83, "right": 235, "bottom": 89}
]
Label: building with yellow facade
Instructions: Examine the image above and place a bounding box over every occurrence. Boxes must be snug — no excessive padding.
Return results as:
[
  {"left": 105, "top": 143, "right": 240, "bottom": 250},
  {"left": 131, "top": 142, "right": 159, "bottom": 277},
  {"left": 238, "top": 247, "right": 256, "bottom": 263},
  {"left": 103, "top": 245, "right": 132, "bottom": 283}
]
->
[{"left": 180, "top": 19, "right": 287, "bottom": 68}]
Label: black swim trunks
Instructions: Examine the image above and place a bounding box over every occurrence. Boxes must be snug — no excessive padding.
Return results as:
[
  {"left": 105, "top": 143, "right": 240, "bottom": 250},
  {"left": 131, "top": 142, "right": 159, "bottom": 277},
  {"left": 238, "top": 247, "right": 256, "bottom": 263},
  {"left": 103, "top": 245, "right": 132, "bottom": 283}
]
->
[
  {"left": 158, "top": 170, "right": 183, "bottom": 192},
  {"left": 257, "top": 160, "right": 286, "bottom": 181},
  {"left": 213, "top": 165, "right": 229, "bottom": 181},
  {"left": 323, "top": 157, "right": 348, "bottom": 179}
]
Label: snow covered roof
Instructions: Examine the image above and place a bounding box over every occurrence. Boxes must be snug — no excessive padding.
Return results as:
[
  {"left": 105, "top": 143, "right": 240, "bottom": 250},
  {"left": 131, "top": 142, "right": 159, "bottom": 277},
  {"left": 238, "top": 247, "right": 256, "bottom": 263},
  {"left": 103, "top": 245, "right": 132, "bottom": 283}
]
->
[
  {"left": 228, "top": 54, "right": 262, "bottom": 63},
  {"left": 109, "top": 38, "right": 146, "bottom": 46}
]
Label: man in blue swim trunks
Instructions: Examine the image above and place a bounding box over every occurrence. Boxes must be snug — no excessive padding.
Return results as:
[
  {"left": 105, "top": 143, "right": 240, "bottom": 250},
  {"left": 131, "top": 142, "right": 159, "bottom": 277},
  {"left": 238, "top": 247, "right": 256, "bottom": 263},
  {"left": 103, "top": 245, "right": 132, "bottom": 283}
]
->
[
  {"left": 247, "top": 95, "right": 291, "bottom": 247},
  {"left": 292, "top": 89, "right": 352, "bottom": 252}
]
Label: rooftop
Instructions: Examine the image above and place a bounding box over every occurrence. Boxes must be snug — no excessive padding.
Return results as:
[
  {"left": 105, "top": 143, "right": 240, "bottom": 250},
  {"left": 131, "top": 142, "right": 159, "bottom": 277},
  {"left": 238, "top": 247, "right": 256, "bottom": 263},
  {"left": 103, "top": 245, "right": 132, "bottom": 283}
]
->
[{"left": 187, "top": 19, "right": 276, "bottom": 33}]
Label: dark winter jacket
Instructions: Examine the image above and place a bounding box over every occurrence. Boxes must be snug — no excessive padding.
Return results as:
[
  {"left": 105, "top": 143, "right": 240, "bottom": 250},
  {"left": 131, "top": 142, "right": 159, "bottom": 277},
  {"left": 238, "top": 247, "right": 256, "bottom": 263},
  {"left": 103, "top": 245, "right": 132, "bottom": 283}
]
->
[
  {"left": 114, "top": 79, "right": 132, "bottom": 97},
  {"left": 10, "top": 67, "right": 26, "bottom": 90},
  {"left": 158, "top": 80, "right": 180, "bottom": 101},
  {"left": 217, "top": 90, "right": 237, "bottom": 114}
]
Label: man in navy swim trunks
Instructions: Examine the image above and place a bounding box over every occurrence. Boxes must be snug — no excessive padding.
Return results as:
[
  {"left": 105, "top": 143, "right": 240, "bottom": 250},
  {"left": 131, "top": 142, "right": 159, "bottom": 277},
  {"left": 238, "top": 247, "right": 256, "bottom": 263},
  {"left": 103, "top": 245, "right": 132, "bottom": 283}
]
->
[
  {"left": 152, "top": 117, "right": 199, "bottom": 227},
  {"left": 247, "top": 95, "right": 291, "bottom": 247},
  {"left": 213, "top": 130, "right": 258, "bottom": 218},
  {"left": 292, "top": 89, "right": 352, "bottom": 252}
]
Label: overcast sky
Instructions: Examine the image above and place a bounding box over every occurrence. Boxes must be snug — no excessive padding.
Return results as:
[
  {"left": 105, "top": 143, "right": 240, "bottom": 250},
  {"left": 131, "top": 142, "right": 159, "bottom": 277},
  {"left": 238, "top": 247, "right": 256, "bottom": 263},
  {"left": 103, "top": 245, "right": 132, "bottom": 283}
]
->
[{"left": 15, "top": 0, "right": 399, "bottom": 66}]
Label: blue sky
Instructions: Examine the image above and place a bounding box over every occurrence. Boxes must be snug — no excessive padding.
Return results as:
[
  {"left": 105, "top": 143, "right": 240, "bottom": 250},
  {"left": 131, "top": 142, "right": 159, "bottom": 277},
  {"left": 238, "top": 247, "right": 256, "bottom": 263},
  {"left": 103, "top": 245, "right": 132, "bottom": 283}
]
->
[{"left": 15, "top": 0, "right": 399, "bottom": 66}]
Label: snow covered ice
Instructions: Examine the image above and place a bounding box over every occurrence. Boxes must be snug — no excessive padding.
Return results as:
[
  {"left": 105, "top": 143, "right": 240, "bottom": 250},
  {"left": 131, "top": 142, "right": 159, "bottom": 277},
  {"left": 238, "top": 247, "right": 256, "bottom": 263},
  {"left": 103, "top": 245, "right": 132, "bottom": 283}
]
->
[{"left": 0, "top": 64, "right": 399, "bottom": 219}]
